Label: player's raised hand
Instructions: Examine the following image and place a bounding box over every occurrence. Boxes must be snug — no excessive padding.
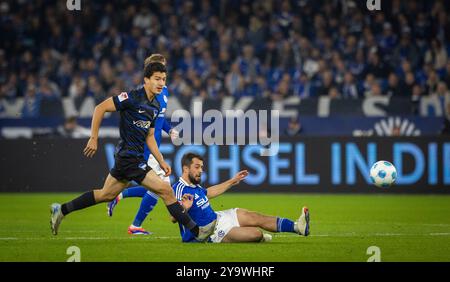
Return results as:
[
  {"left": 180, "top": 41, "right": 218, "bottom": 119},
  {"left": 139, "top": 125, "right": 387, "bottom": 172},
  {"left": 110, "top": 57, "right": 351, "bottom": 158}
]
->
[
  {"left": 160, "top": 161, "right": 172, "bottom": 176},
  {"left": 169, "top": 129, "right": 179, "bottom": 143},
  {"left": 83, "top": 137, "right": 98, "bottom": 158},
  {"left": 231, "top": 170, "right": 249, "bottom": 185}
]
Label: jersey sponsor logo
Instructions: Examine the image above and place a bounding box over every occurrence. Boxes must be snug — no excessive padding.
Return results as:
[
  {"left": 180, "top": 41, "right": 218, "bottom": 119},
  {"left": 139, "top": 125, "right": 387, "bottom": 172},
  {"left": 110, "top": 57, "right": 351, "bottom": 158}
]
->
[
  {"left": 133, "top": 120, "right": 151, "bottom": 129},
  {"left": 118, "top": 92, "right": 128, "bottom": 102},
  {"left": 196, "top": 196, "right": 210, "bottom": 209}
]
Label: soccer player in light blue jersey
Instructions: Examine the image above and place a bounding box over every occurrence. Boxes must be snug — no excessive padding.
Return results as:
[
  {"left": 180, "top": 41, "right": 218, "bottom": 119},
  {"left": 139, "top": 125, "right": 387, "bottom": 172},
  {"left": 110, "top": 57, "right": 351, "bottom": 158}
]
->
[
  {"left": 107, "top": 54, "right": 179, "bottom": 235},
  {"left": 172, "top": 153, "right": 310, "bottom": 243}
]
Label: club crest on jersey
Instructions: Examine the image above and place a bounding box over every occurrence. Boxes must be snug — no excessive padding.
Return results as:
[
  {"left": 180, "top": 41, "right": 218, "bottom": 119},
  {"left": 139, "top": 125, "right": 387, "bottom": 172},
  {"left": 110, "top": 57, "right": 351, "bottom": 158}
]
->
[
  {"left": 133, "top": 120, "right": 151, "bottom": 129},
  {"left": 118, "top": 92, "right": 128, "bottom": 102}
]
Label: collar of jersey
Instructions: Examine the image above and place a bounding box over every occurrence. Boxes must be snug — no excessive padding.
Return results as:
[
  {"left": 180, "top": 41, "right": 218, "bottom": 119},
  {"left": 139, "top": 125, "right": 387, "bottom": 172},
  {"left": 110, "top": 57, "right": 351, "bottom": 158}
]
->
[
  {"left": 140, "top": 85, "right": 157, "bottom": 103},
  {"left": 179, "top": 177, "right": 201, "bottom": 188}
]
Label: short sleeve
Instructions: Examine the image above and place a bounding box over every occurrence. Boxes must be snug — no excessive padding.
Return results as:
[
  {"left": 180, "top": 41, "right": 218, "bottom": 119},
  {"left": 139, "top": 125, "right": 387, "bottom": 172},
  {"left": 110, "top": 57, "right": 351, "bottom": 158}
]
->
[
  {"left": 112, "top": 92, "right": 133, "bottom": 111},
  {"left": 173, "top": 183, "right": 187, "bottom": 201}
]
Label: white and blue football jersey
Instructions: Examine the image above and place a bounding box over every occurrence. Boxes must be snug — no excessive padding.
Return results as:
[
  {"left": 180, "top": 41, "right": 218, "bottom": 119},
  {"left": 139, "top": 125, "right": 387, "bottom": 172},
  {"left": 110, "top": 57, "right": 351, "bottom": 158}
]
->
[{"left": 172, "top": 177, "right": 218, "bottom": 242}]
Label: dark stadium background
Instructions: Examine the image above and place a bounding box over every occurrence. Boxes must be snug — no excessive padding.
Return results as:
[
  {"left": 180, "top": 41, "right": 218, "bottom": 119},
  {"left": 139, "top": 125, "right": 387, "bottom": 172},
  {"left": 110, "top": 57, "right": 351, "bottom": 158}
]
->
[
  {"left": 0, "top": 0, "right": 449, "bottom": 192},
  {"left": 0, "top": 0, "right": 450, "bottom": 268}
]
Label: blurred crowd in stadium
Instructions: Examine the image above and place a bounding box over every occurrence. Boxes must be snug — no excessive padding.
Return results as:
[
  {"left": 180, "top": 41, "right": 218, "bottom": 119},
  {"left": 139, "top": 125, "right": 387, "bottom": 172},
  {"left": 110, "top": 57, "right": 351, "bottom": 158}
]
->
[{"left": 0, "top": 0, "right": 450, "bottom": 119}]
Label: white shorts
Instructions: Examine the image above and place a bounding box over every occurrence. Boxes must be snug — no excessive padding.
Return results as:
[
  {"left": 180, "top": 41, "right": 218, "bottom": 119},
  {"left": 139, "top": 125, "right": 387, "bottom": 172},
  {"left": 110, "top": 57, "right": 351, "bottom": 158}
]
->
[
  {"left": 147, "top": 154, "right": 170, "bottom": 183},
  {"left": 209, "top": 208, "right": 240, "bottom": 243}
]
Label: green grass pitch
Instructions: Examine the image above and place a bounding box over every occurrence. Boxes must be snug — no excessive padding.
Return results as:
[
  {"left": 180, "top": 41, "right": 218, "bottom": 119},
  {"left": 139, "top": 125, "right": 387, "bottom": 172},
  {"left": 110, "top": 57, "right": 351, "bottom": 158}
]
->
[{"left": 0, "top": 193, "right": 449, "bottom": 262}]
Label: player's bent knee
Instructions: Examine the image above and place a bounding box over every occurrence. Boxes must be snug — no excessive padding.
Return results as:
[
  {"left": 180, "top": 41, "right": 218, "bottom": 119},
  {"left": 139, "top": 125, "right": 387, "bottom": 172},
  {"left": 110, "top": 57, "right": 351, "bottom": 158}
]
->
[{"left": 249, "top": 229, "right": 263, "bottom": 242}]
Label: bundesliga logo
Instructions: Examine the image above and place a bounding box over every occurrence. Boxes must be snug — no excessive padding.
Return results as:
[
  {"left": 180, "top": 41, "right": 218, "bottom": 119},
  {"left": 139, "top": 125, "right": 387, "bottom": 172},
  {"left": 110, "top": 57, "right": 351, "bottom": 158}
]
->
[
  {"left": 366, "top": 0, "right": 381, "bottom": 11},
  {"left": 66, "top": 0, "right": 81, "bottom": 10}
]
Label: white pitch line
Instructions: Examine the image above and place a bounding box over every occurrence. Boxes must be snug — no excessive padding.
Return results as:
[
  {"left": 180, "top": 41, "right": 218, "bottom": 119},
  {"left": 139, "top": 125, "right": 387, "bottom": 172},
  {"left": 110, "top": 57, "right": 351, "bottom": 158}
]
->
[
  {"left": 318, "top": 222, "right": 450, "bottom": 227},
  {"left": 0, "top": 236, "right": 180, "bottom": 240},
  {"left": 274, "top": 233, "right": 450, "bottom": 237},
  {"left": 1, "top": 233, "right": 450, "bottom": 241}
]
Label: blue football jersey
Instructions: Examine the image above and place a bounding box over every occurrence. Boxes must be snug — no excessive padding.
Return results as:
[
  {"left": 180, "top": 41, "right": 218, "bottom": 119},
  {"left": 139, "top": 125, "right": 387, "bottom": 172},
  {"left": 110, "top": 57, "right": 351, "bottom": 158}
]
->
[{"left": 172, "top": 177, "right": 218, "bottom": 242}]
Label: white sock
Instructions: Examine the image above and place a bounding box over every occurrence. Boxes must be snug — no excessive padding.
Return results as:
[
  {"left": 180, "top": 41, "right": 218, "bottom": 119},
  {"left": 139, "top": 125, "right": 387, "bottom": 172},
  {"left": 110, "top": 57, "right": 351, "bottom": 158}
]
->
[
  {"left": 293, "top": 222, "right": 299, "bottom": 233},
  {"left": 260, "top": 233, "right": 272, "bottom": 242}
]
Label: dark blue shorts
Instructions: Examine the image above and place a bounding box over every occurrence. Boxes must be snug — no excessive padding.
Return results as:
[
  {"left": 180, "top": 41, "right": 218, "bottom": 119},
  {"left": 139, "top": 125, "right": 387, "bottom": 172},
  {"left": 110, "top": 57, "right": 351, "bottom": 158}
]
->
[{"left": 110, "top": 156, "right": 151, "bottom": 184}]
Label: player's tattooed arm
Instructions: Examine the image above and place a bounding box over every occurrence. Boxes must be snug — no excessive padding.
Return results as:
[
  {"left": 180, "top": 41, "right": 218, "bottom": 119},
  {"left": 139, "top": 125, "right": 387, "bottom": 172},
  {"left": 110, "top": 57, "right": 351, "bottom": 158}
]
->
[{"left": 84, "top": 97, "right": 117, "bottom": 158}]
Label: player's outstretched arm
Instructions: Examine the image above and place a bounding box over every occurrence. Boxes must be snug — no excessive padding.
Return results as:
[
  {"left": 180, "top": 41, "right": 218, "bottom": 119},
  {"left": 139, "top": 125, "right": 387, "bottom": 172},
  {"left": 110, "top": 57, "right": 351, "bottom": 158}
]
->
[
  {"left": 84, "top": 97, "right": 116, "bottom": 158},
  {"left": 206, "top": 170, "right": 249, "bottom": 199},
  {"left": 146, "top": 128, "right": 172, "bottom": 176}
]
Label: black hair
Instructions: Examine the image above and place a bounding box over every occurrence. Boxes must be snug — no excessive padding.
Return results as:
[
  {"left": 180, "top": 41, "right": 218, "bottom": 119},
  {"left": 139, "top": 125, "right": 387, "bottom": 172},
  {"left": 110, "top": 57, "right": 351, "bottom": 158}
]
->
[
  {"left": 181, "top": 153, "right": 204, "bottom": 168},
  {"left": 143, "top": 62, "right": 167, "bottom": 78}
]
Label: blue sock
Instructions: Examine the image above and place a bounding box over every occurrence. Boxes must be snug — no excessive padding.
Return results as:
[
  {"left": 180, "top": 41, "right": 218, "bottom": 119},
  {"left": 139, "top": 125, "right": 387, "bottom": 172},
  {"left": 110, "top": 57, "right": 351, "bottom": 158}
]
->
[
  {"left": 122, "top": 186, "right": 147, "bottom": 198},
  {"left": 132, "top": 191, "right": 159, "bottom": 227},
  {"left": 276, "top": 217, "right": 295, "bottom": 233}
]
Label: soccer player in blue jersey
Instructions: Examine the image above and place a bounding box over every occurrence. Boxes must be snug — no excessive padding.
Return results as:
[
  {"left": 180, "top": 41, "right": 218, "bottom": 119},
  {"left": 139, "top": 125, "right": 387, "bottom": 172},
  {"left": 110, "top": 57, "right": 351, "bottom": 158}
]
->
[
  {"left": 106, "top": 54, "right": 178, "bottom": 235},
  {"left": 172, "top": 153, "right": 310, "bottom": 243},
  {"left": 49, "top": 62, "right": 215, "bottom": 241}
]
